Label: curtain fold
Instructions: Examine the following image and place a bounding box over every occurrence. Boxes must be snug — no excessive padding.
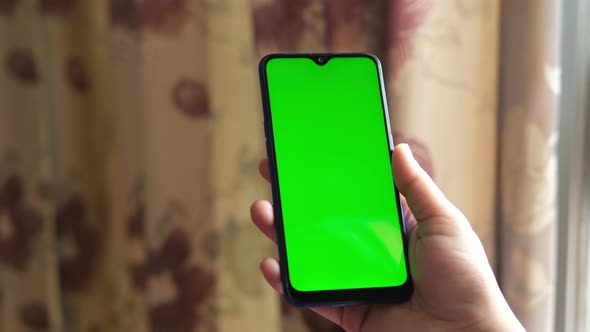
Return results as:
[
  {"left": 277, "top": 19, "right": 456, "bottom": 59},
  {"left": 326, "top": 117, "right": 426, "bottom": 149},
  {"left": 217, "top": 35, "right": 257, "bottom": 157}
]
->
[
  {"left": 498, "top": 1, "right": 560, "bottom": 331},
  {"left": 0, "top": 0, "right": 560, "bottom": 331}
]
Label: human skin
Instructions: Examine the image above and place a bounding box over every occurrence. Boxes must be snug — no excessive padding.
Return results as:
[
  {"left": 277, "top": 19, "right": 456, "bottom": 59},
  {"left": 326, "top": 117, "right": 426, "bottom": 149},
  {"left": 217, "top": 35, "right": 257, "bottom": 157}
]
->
[{"left": 250, "top": 144, "right": 525, "bottom": 332}]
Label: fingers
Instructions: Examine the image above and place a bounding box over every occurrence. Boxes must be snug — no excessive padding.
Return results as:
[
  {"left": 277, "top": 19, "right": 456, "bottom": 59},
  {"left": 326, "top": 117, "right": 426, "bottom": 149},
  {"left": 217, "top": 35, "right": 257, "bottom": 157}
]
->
[
  {"left": 259, "top": 158, "right": 271, "bottom": 182},
  {"left": 260, "top": 258, "right": 283, "bottom": 294},
  {"left": 250, "top": 200, "right": 277, "bottom": 243},
  {"left": 392, "top": 144, "right": 461, "bottom": 223},
  {"left": 254, "top": 203, "right": 348, "bottom": 327},
  {"left": 259, "top": 257, "right": 345, "bottom": 328}
]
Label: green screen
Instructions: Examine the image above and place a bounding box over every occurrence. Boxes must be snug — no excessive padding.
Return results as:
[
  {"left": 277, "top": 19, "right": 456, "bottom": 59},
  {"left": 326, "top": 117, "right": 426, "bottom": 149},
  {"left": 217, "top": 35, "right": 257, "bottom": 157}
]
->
[{"left": 265, "top": 56, "right": 407, "bottom": 292}]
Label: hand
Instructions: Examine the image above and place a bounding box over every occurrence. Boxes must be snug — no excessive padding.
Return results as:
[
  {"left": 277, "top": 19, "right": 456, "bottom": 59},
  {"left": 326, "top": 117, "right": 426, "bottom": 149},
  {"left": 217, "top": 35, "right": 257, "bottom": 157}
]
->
[{"left": 250, "top": 144, "right": 525, "bottom": 332}]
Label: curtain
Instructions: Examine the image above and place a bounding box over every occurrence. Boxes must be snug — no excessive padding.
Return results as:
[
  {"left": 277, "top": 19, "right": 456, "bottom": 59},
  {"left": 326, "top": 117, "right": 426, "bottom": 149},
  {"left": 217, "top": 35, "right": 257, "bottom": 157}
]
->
[
  {"left": 499, "top": 1, "right": 559, "bottom": 331},
  {"left": 0, "top": 0, "right": 559, "bottom": 331}
]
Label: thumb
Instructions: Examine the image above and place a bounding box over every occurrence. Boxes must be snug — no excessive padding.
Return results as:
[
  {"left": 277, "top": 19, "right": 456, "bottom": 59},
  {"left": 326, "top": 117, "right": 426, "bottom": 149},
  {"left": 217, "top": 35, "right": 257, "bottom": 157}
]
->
[{"left": 392, "top": 144, "right": 463, "bottom": 225}]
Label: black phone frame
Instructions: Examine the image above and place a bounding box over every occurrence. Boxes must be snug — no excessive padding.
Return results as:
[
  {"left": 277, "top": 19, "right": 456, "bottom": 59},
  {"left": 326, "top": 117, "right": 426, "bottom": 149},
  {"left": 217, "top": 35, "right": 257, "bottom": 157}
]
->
[{"left": 258, "top": 53, "right": 413, "bottom": 307}]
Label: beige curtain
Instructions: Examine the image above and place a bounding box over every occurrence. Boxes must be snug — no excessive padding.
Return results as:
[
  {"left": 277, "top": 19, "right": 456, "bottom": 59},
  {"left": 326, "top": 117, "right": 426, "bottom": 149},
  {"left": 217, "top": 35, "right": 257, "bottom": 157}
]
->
[
  {"left": 0, "top": 0, "right": 558, "bottom": 331},
  {"left": 499, "top": 2, "right": 559, "bottom": 331}
]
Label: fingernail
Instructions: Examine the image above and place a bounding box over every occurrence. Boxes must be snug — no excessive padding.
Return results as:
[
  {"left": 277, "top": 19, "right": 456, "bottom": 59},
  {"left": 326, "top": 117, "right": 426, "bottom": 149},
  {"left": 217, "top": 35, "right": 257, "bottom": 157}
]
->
[
  {"left": 404, "top": 144, "right": 414, "bottom": 158},
  {"left": 397, "top": 143, "right": 413, "bottom": 158},
  {"left": 400, "top": 144, "right": 420, "bottom": 168}
]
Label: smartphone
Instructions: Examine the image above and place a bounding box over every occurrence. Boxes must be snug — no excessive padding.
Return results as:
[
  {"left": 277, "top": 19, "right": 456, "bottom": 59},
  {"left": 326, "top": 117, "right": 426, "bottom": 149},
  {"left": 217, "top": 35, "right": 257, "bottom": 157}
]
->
[{"left": 258, "top": 53, "right": 412, "bottom": 306}]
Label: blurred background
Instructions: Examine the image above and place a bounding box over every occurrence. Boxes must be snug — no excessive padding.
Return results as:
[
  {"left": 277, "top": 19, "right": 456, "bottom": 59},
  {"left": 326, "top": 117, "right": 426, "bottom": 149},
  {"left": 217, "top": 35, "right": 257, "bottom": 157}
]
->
[{"left": 0, "top": 0, "right": 588, "bottom": 331}]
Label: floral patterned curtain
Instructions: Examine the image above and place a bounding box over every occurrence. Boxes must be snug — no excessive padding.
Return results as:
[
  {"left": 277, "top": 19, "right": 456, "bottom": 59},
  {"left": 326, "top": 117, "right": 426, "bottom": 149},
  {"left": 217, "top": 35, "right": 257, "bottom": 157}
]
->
[
  {"left": 498, "top": 1, "right": 560, "bottom": 331},
  {"left": 0, "top": 0, "right": 558, "bottom": 331}
]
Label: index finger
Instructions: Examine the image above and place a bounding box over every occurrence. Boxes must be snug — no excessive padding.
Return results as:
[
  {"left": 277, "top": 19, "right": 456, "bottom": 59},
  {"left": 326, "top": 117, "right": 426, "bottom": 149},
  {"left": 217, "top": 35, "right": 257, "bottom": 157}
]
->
[{"left": 259, "top": 158, "right": 271, "bottom": 182}]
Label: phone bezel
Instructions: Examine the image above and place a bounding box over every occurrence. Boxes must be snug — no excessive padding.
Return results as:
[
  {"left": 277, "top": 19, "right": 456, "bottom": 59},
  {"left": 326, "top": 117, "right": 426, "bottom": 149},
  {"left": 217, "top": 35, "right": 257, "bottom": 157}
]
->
[{"left": 258, "top": 53, "right": 413, "bottom": 307}]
